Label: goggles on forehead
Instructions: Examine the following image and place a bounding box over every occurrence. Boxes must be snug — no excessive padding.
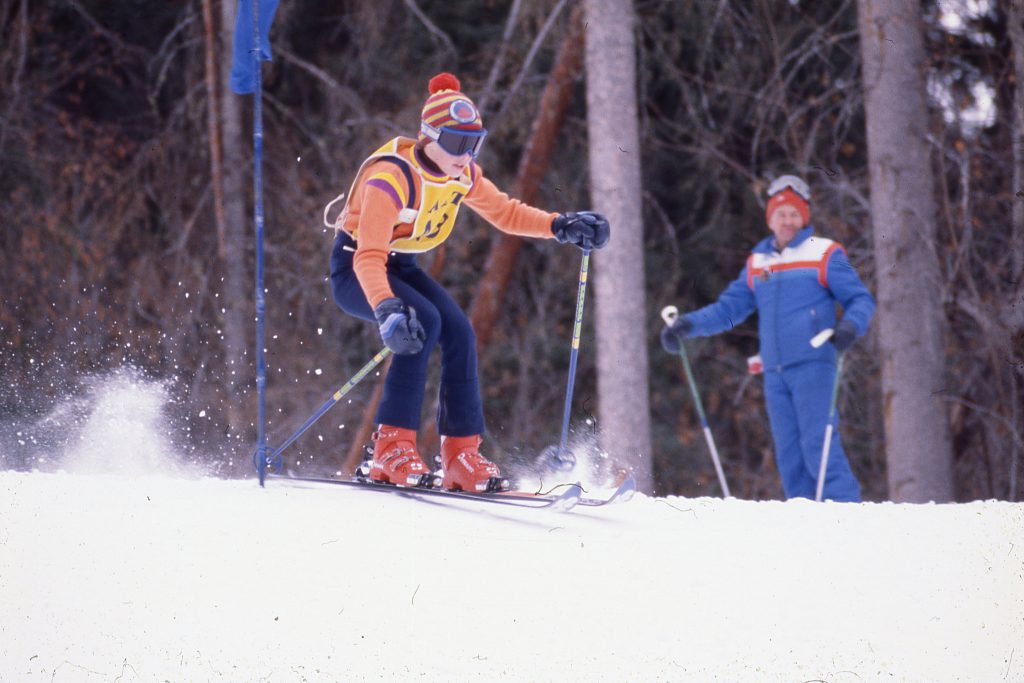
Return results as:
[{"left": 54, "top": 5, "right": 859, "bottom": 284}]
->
[
  {"left": 421, "top": 122, "right": 488, "bottom": 159},
  {"left": 767, "top": 175, "right": 811, "bottom": 202}
]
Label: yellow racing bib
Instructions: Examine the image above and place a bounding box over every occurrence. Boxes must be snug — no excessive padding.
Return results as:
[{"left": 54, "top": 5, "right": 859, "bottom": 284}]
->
[{"left": 341, "top": 137, "right": 473, "bottom": 254}]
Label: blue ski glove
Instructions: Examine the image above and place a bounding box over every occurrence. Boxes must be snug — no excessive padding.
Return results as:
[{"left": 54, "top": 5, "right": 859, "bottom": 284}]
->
[
  {"left": 660, "top": 316, "right": 693, "bottom": 354},
  {"left": 551, "top": 211, "right": 611, "bottom": 251},
  {"left": 832, "top": 318, "right": 858, "bottom": 353},
  {"left": 374, "top": 297, "right": 426, "bottom": 355}
]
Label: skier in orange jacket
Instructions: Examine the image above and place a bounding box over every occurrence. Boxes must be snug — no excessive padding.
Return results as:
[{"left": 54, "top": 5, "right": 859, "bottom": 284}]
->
[{"left": 328, "top": 73, "right": 609, "bottom": 492}]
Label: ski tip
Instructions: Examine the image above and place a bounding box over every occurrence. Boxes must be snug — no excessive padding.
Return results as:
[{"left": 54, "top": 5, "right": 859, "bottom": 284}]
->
[
  {"left": 582, "top": 472, "right": 636, "bottom": 506},
  {"left": 550, "top": 484, "right": 582, "bottom": 512},
  {"left": 614, "top": 473, "right": 637, "bottom": 503}
]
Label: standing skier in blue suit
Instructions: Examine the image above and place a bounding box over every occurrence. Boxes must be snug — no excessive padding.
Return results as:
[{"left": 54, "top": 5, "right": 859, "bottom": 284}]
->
[{"left": 660, "top": 176, "right": 875, "bottom": 501}]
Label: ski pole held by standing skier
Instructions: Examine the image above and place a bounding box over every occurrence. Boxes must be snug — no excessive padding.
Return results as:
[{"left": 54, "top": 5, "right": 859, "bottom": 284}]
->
[
  {"left": 659, "top": 175, "right": 875, "bottom": 501},
  {"left": 325, "top": 72, "right": 610, "bottom": 493}
]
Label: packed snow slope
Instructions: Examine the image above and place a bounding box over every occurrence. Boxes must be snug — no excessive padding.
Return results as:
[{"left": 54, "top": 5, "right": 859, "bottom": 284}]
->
[
  {"left": 1, "top": 469, "right": 1022, "bottom": 682},
  {"left": 0, "top": 374, "right": 1022, "bottom": 682}
]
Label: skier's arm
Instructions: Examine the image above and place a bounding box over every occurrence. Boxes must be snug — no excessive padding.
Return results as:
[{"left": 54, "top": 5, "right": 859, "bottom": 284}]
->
[
  {"left": 351, "top": 164, "right": 407, "bottom": 308},
  {"left": 463, "top": 167, "right": 557, "bottom": 239},
  {"left": 825, "top": 248, "right": 875, "bottom": 335},
  {"left": 684, "top": 266, "right": 758, "bottom": 337}
]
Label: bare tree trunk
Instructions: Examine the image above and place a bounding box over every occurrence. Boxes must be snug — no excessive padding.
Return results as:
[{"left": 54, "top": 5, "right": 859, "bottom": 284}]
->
[
  {"left": 1005, "top": 0, "right": 1024, "bottom": 500},
  {"left": 0, "top": 0, "right": 29, "bottom": 156},
  {"left": 857, "top": 0, "right": 954, "bottom": 502},
  {"left": 201, "top": 0, "right": 227, "bottom": 255},
  {"left": 1008, "top": 0, "right": 1024, "bottom": 338},
  {"left": 583, "top": 0, "right": 653, "bottom": 493},
  {"left": 1012, "top": 1, "right": 1024, "bottom": 288},
  {"left": 219, "top": 0, "right": 253, "bottom": 440}
]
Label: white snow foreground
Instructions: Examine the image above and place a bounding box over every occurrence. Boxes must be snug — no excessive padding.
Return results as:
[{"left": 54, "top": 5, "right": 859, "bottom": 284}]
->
[{"left": 1, "top": 471, "right": 1021, "bottom": 683}]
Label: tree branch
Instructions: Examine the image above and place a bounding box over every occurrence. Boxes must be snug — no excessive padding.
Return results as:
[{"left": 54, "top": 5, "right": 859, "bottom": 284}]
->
[{"left": 401, "top": 0, "right": 456, "bottom": 57}]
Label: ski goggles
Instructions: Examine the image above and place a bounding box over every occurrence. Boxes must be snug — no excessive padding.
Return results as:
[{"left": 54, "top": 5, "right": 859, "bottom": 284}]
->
[
  {"left": 421, "top": 123, "right": 488, "bottom": 159},
  {"left": 767, "top": 175, "right": 811, "bottom": 201}
]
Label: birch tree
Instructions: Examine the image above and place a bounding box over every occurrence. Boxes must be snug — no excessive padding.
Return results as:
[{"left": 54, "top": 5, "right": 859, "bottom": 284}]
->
[
  {"left": 584, "top": 0, "right": 653, "bottom": 492},
  {"left": 857, "top": 0, "right": 954, "bottom": 502}
]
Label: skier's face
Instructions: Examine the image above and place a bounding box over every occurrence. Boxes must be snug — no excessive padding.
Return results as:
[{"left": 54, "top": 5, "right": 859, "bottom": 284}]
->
[
  {"left": 768, "top": 204, "right": 805, "bottom": 248},
  {"left": 424, "top": 141, "right": 472, "bottom": 178}
]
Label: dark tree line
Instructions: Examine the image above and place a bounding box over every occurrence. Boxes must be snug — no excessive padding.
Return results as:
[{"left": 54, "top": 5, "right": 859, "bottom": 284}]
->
[{"left": 0, "top": 0, "right": 1020, "bottom": 501}]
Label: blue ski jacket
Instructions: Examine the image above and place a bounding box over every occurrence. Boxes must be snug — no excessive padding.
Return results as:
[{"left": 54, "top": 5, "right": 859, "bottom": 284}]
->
[{"left": 684, "top": 226, "right": 875, "bottom": 371}]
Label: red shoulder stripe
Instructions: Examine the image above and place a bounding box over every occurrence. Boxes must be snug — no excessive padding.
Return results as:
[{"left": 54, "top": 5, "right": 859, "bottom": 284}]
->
[{"left": 819, "top": 243, "right": 843, "bottom": 287}]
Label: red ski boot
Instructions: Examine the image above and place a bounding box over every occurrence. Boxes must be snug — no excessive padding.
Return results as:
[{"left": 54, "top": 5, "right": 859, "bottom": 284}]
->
[
  {"left": 369, "top": 425, "right": 433, "bottom": 487},
  {"left": 440, "top": 435, "right": 509, "bottom": 492}
]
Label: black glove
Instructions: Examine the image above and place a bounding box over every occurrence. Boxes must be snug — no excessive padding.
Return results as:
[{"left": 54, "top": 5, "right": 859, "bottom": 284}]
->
[
  {"left": 551, "top": 211, "right": 611, "bottom": 251},
  {"left": 832, "top": 318, "right": 857, "bottom": 353},
  {"left": 660, "top": 316, "right": 693, "bottom": 354},
  {"left": 374, "top": 297, "right": 426, "bottom": 355}
]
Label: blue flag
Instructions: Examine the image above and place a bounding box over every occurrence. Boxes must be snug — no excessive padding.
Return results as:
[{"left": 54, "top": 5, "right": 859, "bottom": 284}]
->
[{"left": 230, "top": 0, "right": 280, "bottom": 95}]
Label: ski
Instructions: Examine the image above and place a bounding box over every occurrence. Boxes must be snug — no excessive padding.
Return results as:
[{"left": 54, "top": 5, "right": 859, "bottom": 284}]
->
[
  {"left": 269, "top": 474, "right": 583, "bottom": 511},
  {"left": 579, "top": 473, "right": 636, "bottom": 507},
  {"left": 523, "top": 473, "right": 636, "bottom": 507},
  {"left": 267, "top": 472, "right": 635, "bottom": 511}
]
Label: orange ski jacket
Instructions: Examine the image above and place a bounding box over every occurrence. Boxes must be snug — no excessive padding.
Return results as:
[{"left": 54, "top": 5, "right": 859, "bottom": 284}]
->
[{"left": 332, "top": 137, "right": 556, "bottom": 308}]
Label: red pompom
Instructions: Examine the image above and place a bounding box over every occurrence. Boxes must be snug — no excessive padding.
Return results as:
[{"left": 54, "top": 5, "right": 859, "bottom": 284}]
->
[{"left": 428, "top": 72, "right": 461, "bottom": 94}]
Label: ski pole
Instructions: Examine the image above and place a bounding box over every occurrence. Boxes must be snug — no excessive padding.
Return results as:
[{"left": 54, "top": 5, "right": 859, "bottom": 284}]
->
[
  {"left": 255, "top": 347, "right": 392, "bottom": 483},
  {"left": 551, "top": 249, "right": 592, "bottom": 470},
  {"left": 660, "top": 305, "right": 731, "bottom": 497},
  {"left": 815, "top": 348, "right": 844, "bottom": 502}
]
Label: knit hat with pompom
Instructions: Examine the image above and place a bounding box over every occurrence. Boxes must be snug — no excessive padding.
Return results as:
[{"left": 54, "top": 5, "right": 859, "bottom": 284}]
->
[{"left": 419, "top": 73, "right": 483, "bottom": 141}]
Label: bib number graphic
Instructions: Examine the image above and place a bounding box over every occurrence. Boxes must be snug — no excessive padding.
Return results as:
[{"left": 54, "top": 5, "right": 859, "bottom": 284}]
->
[{"left": 417, "top": 190, "right": 465, "bottom": 242}]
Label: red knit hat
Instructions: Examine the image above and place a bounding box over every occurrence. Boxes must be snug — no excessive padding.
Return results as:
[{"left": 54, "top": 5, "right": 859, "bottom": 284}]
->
[
  {"left": 419, "top": 73, "right": 483, "bottom": 140},
  {"left": 765, "top": 188, "right": 810, "bottom": 226},
  {"left": 765, "top": 175, "right": 811, "bottom": 225}
]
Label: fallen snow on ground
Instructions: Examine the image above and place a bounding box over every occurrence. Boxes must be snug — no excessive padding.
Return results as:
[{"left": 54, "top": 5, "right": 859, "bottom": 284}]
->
[
  {"left": 1, "top": 374, "right": 1022, "bottom": 682},
  {"left": 2, "top": 468, "right": 1022, "bottom": 682}
]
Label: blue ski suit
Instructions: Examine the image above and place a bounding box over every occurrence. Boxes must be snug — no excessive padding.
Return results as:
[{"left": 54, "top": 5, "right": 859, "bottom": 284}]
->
[{"left": 683, "top": 226, "right": 875, "bottom": 501}]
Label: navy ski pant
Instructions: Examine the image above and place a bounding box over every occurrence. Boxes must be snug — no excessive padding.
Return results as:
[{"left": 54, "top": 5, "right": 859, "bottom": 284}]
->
[
  {"left": 763, "top": 360, "right": 861, "bottom": 502},
  {"left": 329, "top": 232, "right": 485, "bottom": 437}
]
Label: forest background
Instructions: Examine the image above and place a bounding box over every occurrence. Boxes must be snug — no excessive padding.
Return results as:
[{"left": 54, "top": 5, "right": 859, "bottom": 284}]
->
[{"left": 1, "top": 0, "right": 1021, "bottom": 502}]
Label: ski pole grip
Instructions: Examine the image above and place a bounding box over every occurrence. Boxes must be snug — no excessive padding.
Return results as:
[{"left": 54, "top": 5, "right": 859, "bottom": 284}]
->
[
  {"left": 660, "top": 305, "right": 679, "bottom": 326},
  {"left": 810, "top": 328, "right": 835, "bottom": 349}
]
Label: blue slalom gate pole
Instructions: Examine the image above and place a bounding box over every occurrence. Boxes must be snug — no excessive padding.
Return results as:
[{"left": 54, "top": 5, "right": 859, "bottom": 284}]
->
[
  {"left": 230, "top": 0, "right": 279, "bottom": 485},
  {"left": 245, "top": 0, "right": 270, "bottom": 486}
]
